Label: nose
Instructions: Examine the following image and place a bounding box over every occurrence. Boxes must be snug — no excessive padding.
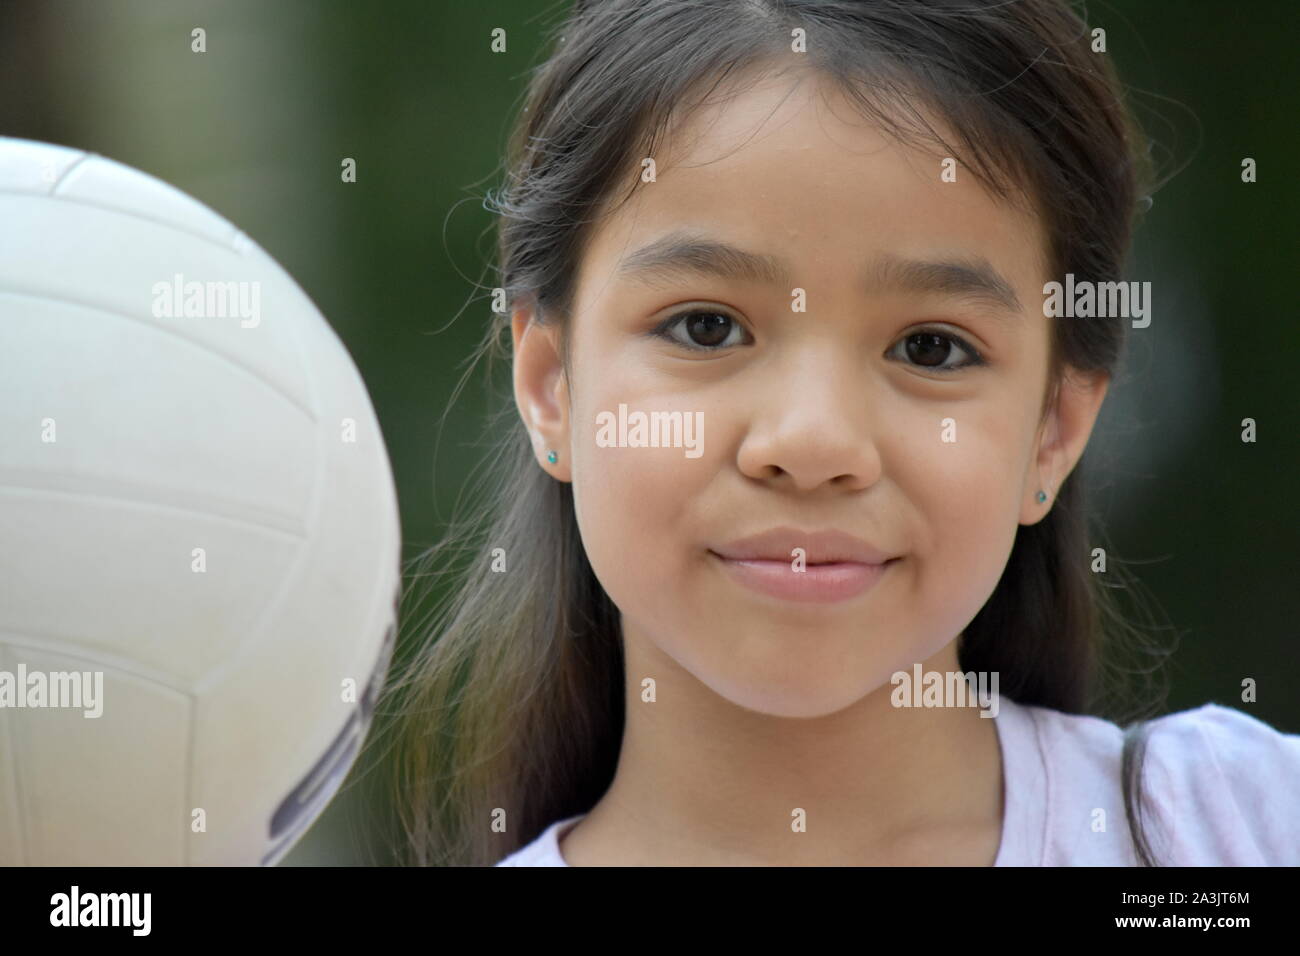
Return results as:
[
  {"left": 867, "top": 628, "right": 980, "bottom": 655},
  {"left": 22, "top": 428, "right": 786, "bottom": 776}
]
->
[{"left": 735, "top": 344, "right": 883, "bottom": 493}]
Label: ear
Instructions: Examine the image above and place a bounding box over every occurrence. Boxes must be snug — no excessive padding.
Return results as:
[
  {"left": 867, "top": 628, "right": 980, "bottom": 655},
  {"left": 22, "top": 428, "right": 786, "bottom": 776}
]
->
[
  {"left": 1020, "top": 366, "right": 1109, "bottom": 525},
  {"left": 511, "top": 302, "right": 572, "bottom": 482}
]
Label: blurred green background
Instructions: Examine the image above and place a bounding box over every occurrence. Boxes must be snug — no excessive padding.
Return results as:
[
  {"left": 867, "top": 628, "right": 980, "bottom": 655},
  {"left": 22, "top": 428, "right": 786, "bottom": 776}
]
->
[{"left": 2, "top": 0, "right": 1295, "bottom": 865}]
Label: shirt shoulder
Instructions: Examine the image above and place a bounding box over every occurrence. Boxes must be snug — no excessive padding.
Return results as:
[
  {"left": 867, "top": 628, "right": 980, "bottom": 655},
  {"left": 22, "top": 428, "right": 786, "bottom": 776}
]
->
[
  {"left": 1000, "top": 697, "right": 1139, "bottom": 864},
  {"left": 494, "top": 815, "right": 582, "bottom": 867},
  {"left": 1000, "top": 698, "right": 1300, "bottom": 865},
  {"left": 1138, "top": 703, "right": 1300, "bottom": 865}
]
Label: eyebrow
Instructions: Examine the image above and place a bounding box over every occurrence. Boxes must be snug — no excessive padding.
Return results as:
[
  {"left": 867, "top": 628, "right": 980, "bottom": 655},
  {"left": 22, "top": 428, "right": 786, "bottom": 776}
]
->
[{"left": 615, "top": 230, "right": 1023, "bottom": 316}]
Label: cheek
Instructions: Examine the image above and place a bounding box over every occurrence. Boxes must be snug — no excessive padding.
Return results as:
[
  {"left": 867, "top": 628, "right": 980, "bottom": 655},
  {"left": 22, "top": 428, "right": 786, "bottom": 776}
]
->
[
  {"left": 569, "top": 391, "right": 714, "bottom": 620},
  {"left": 889, "top": 418, "right": 1025, "bottom": 630}
]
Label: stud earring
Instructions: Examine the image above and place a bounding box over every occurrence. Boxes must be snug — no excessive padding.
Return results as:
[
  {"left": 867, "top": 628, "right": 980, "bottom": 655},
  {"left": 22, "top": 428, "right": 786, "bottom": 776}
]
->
[
  {"left": 546, "top": 450, "right": 558, "bottom": 464},
  {"left": 1035, "top": 490, "right": 1048, "bottom": 504}
]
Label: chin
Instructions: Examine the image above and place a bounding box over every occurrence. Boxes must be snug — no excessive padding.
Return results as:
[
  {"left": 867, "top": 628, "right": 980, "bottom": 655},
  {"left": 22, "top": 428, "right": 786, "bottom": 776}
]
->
[{"left": 698, "top": 668, "right": 871, "bottom": 719}]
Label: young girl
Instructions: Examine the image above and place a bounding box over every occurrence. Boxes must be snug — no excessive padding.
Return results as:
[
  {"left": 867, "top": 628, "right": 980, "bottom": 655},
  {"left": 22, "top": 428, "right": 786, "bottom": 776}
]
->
[{"left": 385, "top": 0, "right": 1300, "bottom": 866}]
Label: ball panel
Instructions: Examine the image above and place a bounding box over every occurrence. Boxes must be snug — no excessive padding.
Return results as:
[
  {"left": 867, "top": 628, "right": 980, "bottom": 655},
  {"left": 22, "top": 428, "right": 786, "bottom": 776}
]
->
[
  {"left": 57, "top": 153, "right": 241, "bottom": 249},
  {"left": 189, "top": 436, "right": 400, "bottom": 863},
  {"left": 0, "top": 137, "right": 402, "bottom": 864},
  {"left": 0, "top": 644, "right": 191, "bottom": 865},
  {"left": 0, "top": 661, "right": 18, "bottom": 864},
  {"left": 0, "top": 138, "right": 86, "bottom": 194},
  {"left": 0, "top": 294, "right": 315, "bottom": 528},
  {"left": 0, "top": 196, "right": 314, "bottom": 418},
  {"left": 0, "top": 496, "right": 301, "bottom": 685}
]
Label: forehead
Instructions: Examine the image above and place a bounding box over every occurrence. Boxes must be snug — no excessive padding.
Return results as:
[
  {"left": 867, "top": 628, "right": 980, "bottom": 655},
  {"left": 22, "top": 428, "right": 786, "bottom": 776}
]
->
[{"left": 575, "top": 65, "right": 1050, "bottom": 307}]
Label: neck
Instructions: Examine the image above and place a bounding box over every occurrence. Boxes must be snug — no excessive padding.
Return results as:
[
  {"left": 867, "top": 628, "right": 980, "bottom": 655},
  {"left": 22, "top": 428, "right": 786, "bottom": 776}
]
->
[{"left": 562, "top": 622, "right": 1005, "bottom": 866}]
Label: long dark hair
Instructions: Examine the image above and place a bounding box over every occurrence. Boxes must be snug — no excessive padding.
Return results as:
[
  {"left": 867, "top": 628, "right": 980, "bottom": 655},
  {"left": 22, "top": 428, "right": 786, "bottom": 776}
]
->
[{"left": 384, "top": 0, "right": 1175, "bottom": 866}]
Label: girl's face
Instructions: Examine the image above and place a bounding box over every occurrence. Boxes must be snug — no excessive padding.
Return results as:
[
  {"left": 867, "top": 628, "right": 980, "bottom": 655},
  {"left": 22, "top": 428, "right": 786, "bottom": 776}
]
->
[{"left": 515, "top": 66, "right": 1107, "bottom": 718}]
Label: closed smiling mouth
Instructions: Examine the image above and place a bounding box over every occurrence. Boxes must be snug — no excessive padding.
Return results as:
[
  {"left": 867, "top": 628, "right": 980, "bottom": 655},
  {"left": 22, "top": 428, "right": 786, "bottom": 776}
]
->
[{"left": 707, "top": 526, "right": 899, "bottom": 604}]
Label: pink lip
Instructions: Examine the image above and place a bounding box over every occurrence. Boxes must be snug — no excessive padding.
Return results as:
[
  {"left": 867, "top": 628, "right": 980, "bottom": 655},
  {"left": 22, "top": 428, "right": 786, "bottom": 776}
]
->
[
  {"left": 708, "top": 527, "right": 898, "bottom": 604},
  {"left": 710, "top": 554, "right": 893, "bottom": 603}
]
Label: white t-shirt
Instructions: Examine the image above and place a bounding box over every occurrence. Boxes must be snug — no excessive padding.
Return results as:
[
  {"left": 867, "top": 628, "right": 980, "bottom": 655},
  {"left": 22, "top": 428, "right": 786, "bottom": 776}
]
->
[{"left": 495, "top": 695, "right": 1300, "bottom": 865}]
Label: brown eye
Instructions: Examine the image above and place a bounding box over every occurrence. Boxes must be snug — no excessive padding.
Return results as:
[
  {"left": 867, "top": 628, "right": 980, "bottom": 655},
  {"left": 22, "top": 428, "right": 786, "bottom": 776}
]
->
[
  {"left": 905, "top": 332, "right": 952, "bottom": 366},
  {"left": 654, "top": 309, "right": 750, "bottom": 351},
  {"left": 892, "top": 329, "right": 984, "bottom": 372}
]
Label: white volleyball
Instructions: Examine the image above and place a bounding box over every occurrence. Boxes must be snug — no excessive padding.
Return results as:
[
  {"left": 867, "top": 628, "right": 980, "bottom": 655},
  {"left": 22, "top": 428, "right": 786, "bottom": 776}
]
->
[{"left": 0, "top": 137, "right": 400, "bottom": 865}]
